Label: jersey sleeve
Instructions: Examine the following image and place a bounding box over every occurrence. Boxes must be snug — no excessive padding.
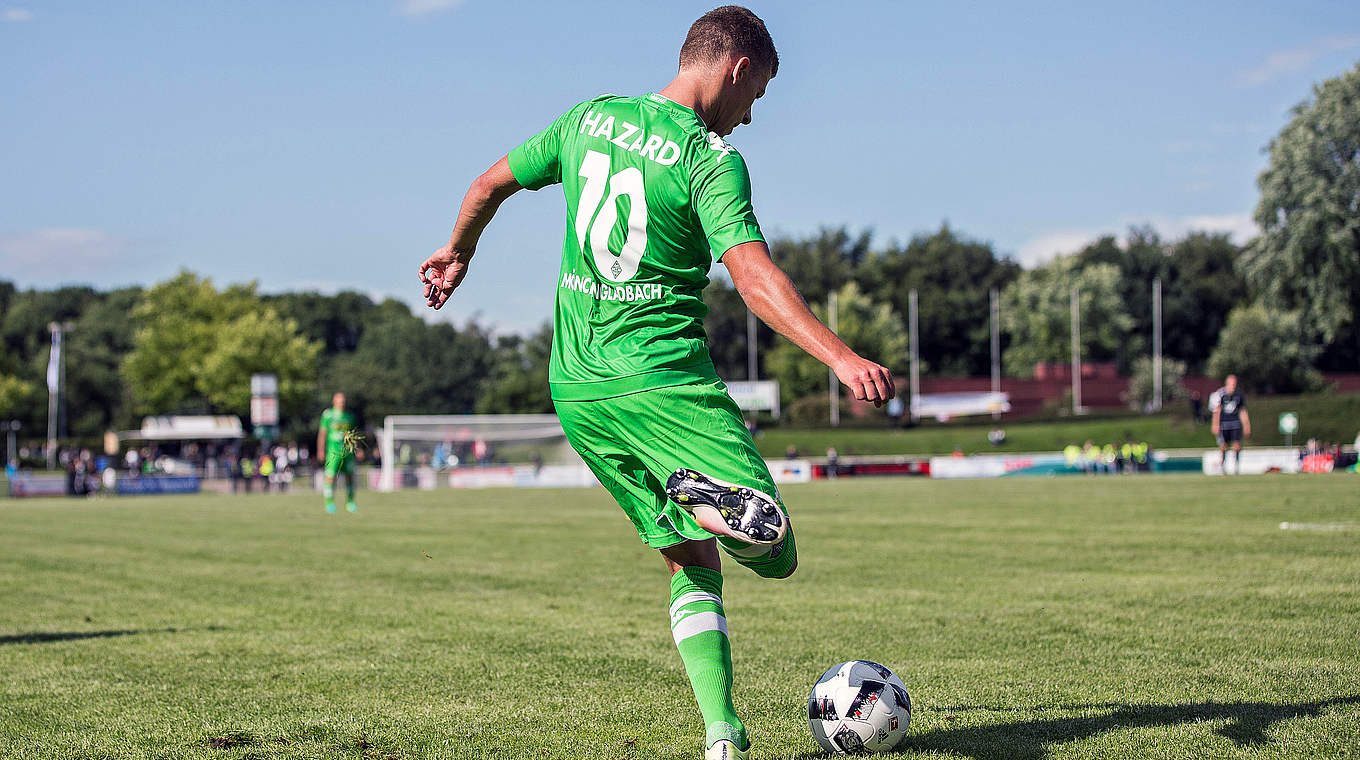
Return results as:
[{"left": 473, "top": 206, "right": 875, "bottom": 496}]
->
[
  {"left": 692, "top": 149, "right": 765, "bottom": 261},
  {"left": 507, "top": 101, "right": 588, "bottom": 191}
]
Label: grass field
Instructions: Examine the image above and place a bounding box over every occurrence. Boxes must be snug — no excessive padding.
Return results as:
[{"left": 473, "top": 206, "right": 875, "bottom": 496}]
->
[{"left": 3, "top": 476, "right": 1358, "bottom": 759}]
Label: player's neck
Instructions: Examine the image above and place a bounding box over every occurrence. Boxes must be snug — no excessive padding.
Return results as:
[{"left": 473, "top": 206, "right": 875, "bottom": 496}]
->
[{"left": 658, "top": 74, "right": 718, "bottom": 130}]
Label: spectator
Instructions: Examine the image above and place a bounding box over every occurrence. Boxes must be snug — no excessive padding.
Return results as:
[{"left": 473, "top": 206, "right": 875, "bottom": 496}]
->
[
  {"left": 1063, "top": 442, "right": 1081, "bottom": 471},
  {"left": 988, "top": 428, "right": 1006, "bottom": 447},
  {"left": 784, "top": 444, "right": 799, "bottom": 460},
  {"left": 258, "top": 453, "right": 274, "bottom": 491},
  {"left": 1189, "top": 391, "right": 1205, "bottom": 424},
  {"left": 239, "top": 456, "right": 255, "bottom": 492}
]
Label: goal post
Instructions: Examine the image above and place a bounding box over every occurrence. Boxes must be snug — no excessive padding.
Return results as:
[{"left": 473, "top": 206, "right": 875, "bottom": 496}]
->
[{"left": 378, "top": 414, "right": 575, "bottom": 491}]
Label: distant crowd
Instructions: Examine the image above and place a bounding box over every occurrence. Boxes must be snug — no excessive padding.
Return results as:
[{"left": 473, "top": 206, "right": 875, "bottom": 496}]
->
[{"left": 1063, "top": 440, "right": 1153, "bottom": 474}]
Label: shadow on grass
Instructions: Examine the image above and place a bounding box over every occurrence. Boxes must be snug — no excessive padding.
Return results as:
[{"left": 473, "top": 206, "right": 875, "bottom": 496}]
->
[
  {"left": 789, "top": 695, "right": 1360, "bottom": 759},
  {"left": 0, "top": 625, "right": 226, "bottom": 645}
]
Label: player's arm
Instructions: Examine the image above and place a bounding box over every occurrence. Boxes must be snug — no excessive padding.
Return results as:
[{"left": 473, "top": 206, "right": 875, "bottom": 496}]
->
[
  {"left": 419, "top": 157, "right": 525, "bottom": 310},
  {"left": 1211, "top": 406, "right": 1220, "bottom": 435},
  {"left": 1240, "top": 409, "right": 1251, "bottom": 438},
  {"left": 316, "top": 418, "right": 327, "bottom": 463},
  {"left": 724, "top": 241, "right": 895, "bottom": 406}
]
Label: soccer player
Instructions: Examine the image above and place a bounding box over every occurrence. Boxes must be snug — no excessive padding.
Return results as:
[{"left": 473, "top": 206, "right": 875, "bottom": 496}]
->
[
  {"left": 1211, "top": 374, "right": 1251, "bottom": 474},
  {"left": 317, "top": 392, "right": 358, "bottom": 513},
  {"left": 417, "top": 7, "right": 895, "bottom": 758}
]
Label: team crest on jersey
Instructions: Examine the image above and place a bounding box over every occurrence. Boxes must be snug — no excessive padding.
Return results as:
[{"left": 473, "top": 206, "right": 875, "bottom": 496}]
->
[{"left": 706, "top": 131, "right": 735, "bottom": 155}]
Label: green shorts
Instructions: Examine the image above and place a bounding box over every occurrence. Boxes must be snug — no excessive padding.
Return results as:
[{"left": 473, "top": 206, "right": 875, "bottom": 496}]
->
[
  {"left": 324, "top": 453, "right": 355, "bottom": 477},
  {"left": 555, "top": 379, "right": 779, "bottom": 549}
]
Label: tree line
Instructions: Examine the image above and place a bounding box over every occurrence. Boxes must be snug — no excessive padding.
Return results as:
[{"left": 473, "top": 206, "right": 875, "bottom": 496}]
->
[{"left": 2, "top": 63, "right": 1357, "bottom": 440}]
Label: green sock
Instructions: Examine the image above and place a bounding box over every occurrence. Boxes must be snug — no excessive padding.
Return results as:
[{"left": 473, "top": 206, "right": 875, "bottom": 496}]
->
[
  {"left": 669, "top": 566, "right": 747, "bottom": 751},
  {"left": 345, "top": 475, "right": 356, "bottom": 504}
]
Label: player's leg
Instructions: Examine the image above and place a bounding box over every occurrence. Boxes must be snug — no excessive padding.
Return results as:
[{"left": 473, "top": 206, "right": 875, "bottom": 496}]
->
[
  {"left": 644, "top": 381, "right": 797, "bottom": 580},
  {"left": 342, "top": 457, "right": 358, "bottom": 512},
  {"left": 555, "top": 397, "right": 750, "bottom": 758},
  {"left": 1232, "top": 439, "right": 1243, "bottom": 474},
  {"left": 660, "top": 540, "right": 749, "bottom": 758},
  {"left": 322, "top": 454, "right": 338, "bottom": 513}
]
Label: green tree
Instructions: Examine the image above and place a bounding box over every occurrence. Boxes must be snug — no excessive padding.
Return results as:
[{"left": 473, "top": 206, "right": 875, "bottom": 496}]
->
[
  {"left": 198, "top": 311, "right": 321, "bottom": 416},
  {"left": 320, "top": 299, "right": 495, "bottom": 424},
  {"left": 123, "top": 272, "right": 320, "bottom": 417},
  {"left": 1161, "top": 233, "right": 1247, "bottom": 371},
  {"left": 765, "top": 282, "right": 908, "bottom": 406},
  {"left": 66, "top": 287, "right": 141, "bottom": 434},
  {"left": 476, "top": 323, "right": 554, "bottom": 413},
  {"left": 1001, "top": 257, "right": 1133, "bottom": 374},
  {"left": 1124, "top": 356, "right": 1187, "bottom": 411},
  {"left": 703, "top": 278, "right": 761, "bottom": 380},
  {"left": 1207, "top": 304, "right": 1323, "bottom": 394},
  {"left": 1244, "top": 63, "right": 1360, "bottom": 348},
  {"left": 857, "top": 224, "right": 1020, "bottom": 376},
  {"left": 0, "top": 373, "right": 37, "bottom": 420},
  {"left": 767, "top": 227, "right": 870, "bottom": 309},
  {"left": 1074, "top": 228, "right": 1170, "bottom": 371}
]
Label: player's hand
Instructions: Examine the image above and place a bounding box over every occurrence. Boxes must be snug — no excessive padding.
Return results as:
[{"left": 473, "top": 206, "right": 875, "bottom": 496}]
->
[
  {"left": 833, "top": 355, "right": 896, "bottom": 408},
  {"left": 418, "top": 244, "right": 473, "bottom": 310},
  {"left": 1211, "top": 424, "right": 1219, "bottom": 436}
]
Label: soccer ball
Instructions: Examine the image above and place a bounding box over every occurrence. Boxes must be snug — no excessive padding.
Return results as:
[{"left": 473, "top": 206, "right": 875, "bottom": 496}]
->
[{"left": 807, "top": 660, "right": 911, "bottom": 754}]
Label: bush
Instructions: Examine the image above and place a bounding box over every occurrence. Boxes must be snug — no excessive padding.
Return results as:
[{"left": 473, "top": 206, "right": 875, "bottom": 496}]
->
[
  {"left": 1207, "top": 304, "right": 1323, "bottom": 393},
  {"left": 1124, "top": 356, "right": 1187, "bottom": 411}
]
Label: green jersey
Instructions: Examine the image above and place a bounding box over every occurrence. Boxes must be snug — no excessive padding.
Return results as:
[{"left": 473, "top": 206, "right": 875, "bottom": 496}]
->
[
  {"left": 507, "top": 93, "right": 765, "bottom": 401},
  {"left": 319, "top": 407, "right": 357, "bottom": 459}
]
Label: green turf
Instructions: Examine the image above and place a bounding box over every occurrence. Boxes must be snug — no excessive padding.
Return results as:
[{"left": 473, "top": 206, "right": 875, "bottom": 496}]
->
[
  {"left": 2, "top": 477, "right": 1358, "bottom": 759},
  {"left": 754, "top": 391, "right": 1360, "bottom": 458}
]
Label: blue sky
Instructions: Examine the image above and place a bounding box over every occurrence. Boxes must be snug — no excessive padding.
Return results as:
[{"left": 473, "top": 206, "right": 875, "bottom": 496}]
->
[{"left": 2, "top": 1, "right": 1358, "bottom": 333}]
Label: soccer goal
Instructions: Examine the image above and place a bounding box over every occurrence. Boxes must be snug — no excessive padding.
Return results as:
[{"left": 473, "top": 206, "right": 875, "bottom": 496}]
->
[{"left": 376, "top": 414, "right": 582, "bottom": 491}]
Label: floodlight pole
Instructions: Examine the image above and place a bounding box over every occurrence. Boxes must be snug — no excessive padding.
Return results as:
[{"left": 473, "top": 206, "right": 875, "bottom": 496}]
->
[
  {"left": 45, "top": 322, "right": 71, "bottom": 470},
  {"left": 827, "top": 290, "right": 839, "bottom": 427},
  {"left": 1070, "top": 288, "right": 1082, "bottom": 415},
  {"left": 1152, "top": 277, "right": 1162, "bottom": 412},
  {"left": 990, "top": 288, "right": 1001, "bottom": 419},
  {"left": 909, "top": 289, "right": 920, "bottom": 422},
  {"left": 4, "top": 420, "right": 18, "bottom": 467},
  {"left": 746, "top": 308, "right": 758, "bottom": 381}
]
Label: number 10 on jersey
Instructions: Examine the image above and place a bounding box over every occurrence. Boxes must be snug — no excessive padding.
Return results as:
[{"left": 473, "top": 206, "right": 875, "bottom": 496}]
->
[{"left": 576, "top": 150, "right": 648, "bottom": 283}]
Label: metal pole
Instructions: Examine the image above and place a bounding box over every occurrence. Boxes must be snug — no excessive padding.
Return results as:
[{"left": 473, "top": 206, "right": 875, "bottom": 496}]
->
[
  {"left": 990, "top": 288, "right": 1001, "bottom": 419},
  {"left": 46, "top": 323, "right": 58, "bottom": 470},
  {"left": 1152, "top": 277, "right": 1162, "bottom": 412},
  {"left": 381, "top": 416, "right": 396, "bottom": 492},
  {"left": 746, "top": 308, "right": 758, "bottom": 381},
  {"left": 909, "top": 289, "right": 920, "bottom": 421},
  {"left": 828, "top": 290, "right": 839, "bottom": 427},
  {"left": 1070, "top": 288, "right": 1082, "bottom": 415},
  {"left": 5, "top": 421, "right": 17, "bottom": 467}
]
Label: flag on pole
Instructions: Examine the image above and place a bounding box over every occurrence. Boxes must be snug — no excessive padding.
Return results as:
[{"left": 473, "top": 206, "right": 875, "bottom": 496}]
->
[{"left": 46, "top": 328, "right": 62, "bottom": 393}]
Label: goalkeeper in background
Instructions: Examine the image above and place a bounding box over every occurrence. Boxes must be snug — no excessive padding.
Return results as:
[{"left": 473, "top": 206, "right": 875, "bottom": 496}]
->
[{"left": 317, "top": 392, "right": 358, "bottom": 514}]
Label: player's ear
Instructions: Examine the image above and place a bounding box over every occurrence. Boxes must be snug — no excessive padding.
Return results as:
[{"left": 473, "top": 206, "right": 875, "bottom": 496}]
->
[{"left": 729, "top": 56, "right": 750, "bottom": 85}]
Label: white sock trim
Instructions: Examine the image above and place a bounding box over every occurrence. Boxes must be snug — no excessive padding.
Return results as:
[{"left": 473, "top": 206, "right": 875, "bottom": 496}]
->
[
  {"left": 671, "top": 611, "right": 728, "bottom": 643},
  {"left": 670, "top": 591, "right": 723, "bottom": 620}
]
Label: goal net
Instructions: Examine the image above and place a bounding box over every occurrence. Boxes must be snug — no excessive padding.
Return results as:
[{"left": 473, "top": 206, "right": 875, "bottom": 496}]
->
[{"left": 376, "top": 414, "right": 582, "bottom": 491}]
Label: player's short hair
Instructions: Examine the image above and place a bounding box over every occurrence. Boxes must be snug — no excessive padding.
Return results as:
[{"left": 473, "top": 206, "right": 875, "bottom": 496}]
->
[{"left": 679, "top": 6, "right": 779, "bottom": 78}]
